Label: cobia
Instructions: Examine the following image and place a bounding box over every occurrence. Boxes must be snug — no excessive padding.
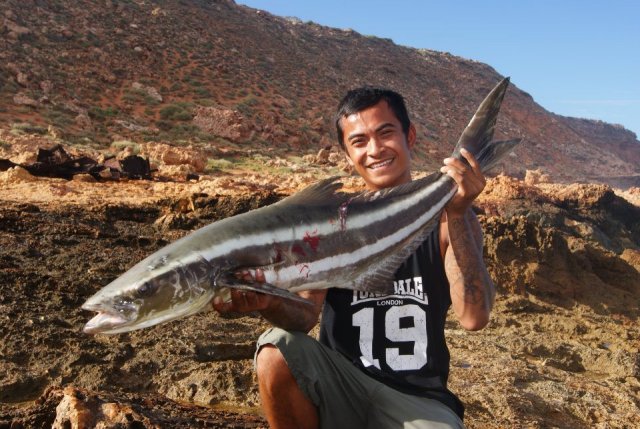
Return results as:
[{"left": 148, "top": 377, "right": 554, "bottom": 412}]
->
[{"left": 82, "top": 77, "right": 520, "bottom": 334}]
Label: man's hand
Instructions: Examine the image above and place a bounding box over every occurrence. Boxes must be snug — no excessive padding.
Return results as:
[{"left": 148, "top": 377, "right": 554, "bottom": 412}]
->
[
  {"left": 440, "top": 148, "right": 486, "bottom": 217},
  {"left": 212, "top": 269, "right": 277, "bottom": 313},
  {"left": 211, "top": 268, "right": 326, "bottom": 332}
]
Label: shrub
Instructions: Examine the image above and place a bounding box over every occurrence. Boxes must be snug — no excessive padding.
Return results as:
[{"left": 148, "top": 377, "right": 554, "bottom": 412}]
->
[
  {"left": 159, "top": 103, "right": 193, "bottom": 121},
  {"left": 11, "top": 122, "right": 47, "bottom": 135},
  {"left": 169, "top": 82, "right": 183, "bottom": 92},
  {"left": 193, "top": 87, "right": 212, "bottom": 98},
  {"left": 122, "top": 88, "right": 159, "bottom": 106},
  {"left": 110, "top": 140, "right": 140, "bottom": 154},
  {"left": 235, "top": 96, "right": 259, "bottom": 116},
  {"left": 88, "top": 106, "right": 119, "bottom": 121},
  {"left": 206, "top": 158, "right": 235, "bottom": 172}
]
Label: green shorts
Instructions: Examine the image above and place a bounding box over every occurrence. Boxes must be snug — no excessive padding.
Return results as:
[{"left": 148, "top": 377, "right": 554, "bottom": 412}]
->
[{"left": 256, "top": 327, "right": 465, "bottom": 429}]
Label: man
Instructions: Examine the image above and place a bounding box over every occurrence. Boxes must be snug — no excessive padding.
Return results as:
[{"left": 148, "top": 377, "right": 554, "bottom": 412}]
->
[{"left": 213, "top": 87, "right": 495, "bottom": 429}]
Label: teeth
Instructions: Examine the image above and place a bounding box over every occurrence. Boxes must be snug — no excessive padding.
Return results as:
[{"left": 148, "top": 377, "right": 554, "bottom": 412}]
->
[{"left": 369, "top": 159, "right": 393, "bottom": 169}]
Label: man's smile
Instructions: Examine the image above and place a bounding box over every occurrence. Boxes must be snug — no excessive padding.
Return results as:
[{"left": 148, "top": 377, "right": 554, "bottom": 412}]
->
[{"left": 367, "top": 158, "right": 395, "bottom": 169}]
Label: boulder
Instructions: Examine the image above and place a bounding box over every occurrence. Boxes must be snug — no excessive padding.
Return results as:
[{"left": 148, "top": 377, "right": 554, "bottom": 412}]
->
[
  {"left": 13, "top": 93, "right": 39, "bottom": 108},
  {"left": 74, "top": 113, "right": 93, "bottom": 130},
  {"left": 16, "top": 71, "right": 28, "bottom": 87},
  {"left": 4, "top": 19, "right": 31, "bottom": 39},
  {"left": 40, "top": 80, "right": 53, "bottom": 94},
  {"left": 0, "top": 166, "right": 37, "bottom": 183},
  {"left": 140, "top": 142, "right": 206, "bottom": 172},
  {"left": 524, "top": 169, "right": 550, "bottom": 185},
  {"left": 192, "top": 106, "right": 248, "bottom": 141},
  {"left": 131, "top": 82, "right": 162, "bottom": 103}
]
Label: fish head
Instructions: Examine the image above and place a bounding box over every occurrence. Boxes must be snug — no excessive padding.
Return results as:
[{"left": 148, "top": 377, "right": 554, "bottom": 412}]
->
[{"left": 82, "top": 253, "right": 216, "bottom": 334}]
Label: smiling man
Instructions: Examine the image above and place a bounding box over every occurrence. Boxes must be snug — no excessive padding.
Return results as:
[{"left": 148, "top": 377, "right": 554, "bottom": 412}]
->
[
  {"left": 338, "top": 93, "right": 415, "bottom": 190},
  {"left": 214, "top": 86, "right": 495, "bottom": 429}
]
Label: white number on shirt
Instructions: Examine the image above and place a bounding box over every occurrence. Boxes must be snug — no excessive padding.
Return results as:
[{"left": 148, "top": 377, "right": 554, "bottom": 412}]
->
[
  {"left": 352, "top": 304, "right": 428, "bottom": 371},
  {"left": 352, "top": 307, "right": 381, "bottom": 369}
]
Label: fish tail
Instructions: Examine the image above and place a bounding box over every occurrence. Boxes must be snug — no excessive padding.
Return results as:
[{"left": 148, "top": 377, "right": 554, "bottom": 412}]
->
[
  {"left": 475, "top": 138, "right": 522, "bottom": 172},
  {"left": 451, "top": 77, "right": 521, "bottom": 171}
]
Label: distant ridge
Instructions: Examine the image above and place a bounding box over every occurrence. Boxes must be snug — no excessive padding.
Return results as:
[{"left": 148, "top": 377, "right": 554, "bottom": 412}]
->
[{"left": 0, "top": 0, "right": 638, "bottom": 185}]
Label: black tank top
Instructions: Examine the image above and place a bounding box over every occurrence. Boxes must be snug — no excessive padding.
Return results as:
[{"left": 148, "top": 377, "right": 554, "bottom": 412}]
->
[{"left": 319, "top": 226, "right": 464, "bottom": 418}]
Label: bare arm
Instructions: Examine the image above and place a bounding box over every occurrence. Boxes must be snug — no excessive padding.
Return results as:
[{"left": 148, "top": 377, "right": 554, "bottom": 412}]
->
[
  {"left": 258, "top": 289, "right": 326, "bottom": 332},
  {"left": 441, "top": 210, "right": 495, "bottom": 330},
  {"left": 440, "top": 148, "right": 495, "bottom": 330},
  {"left": 212, "top": 269, "right": 326, "bottom": 333}
]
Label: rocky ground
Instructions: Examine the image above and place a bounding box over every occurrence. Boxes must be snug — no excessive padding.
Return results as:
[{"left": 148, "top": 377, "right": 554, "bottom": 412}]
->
[{"left": 0, "top": 147, "right": 639, "bottom": 428}]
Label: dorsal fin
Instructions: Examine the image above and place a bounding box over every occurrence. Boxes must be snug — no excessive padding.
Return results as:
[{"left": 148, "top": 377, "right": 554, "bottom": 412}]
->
[{"left": 276, "top": 176, "right": 350, "bottom": 207}]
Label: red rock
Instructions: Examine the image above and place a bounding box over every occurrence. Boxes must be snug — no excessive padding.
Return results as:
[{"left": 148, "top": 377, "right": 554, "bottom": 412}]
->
[{"left": 192, "top": 107, "right": 249, "bottom": 141}]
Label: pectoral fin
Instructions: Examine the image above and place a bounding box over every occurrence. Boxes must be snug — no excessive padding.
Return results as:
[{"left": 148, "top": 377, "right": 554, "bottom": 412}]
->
[{"left": 215, "top": 275, "right": 314, "bottom": 306}]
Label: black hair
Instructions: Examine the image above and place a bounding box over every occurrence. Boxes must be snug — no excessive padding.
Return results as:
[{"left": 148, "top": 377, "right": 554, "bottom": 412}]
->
[{"left": 335, "top": 86, "right": 411, "bottom": 150}]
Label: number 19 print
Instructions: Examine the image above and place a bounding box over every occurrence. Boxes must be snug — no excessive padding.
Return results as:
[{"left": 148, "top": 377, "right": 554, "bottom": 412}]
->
[{"left": 351, "top": 276, "right": 430, "bottom": 372}]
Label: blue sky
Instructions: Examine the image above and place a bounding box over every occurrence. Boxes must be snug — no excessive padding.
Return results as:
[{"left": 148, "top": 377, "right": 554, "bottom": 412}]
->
[{"left": 237, "top": 0, "right": 640, "bottom": 138}]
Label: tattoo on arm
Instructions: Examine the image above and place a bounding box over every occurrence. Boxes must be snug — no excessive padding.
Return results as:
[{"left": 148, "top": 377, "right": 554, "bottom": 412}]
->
[
  {"left": 445, "top": 250, "right": 483, "bottom": 305},
  {"left": 445, "top": 212, "right": 495, "bottom": 309}
]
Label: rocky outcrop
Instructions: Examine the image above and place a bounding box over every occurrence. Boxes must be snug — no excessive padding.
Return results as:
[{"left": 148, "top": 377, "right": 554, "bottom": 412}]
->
[
  {"left": 140, "top": 142, "right": 207, "bottom": 173},
  {"left": 191, "top": 107, "right": 249, "bottom": 141},
  {"left": 12, "top": 93, "right": 39, "bottom": 108}
]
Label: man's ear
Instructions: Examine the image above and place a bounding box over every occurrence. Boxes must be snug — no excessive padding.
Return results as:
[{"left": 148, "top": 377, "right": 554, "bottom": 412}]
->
[
  {"left": 344, "top": 149, "right": 354, "bottom": 166},
  {"left": 407, "top": 123, "right": 417, "bottom": 150}
]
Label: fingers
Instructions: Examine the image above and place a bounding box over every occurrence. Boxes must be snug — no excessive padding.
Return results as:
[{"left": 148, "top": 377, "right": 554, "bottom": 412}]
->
[
  {"left": 212, "top": 295, "right": 233, "bottom": 312},
  {"left": 236, "top": 288, "right": 268, "bottom": 309},
  {"left": 255, "top": 268, "right": 266, "bottom": 283},
  {"left": 460, "top": 148, "right": 481, "bottom": 171},
  {"left": 440, "top": 149, "right": 485, "bottom": 187},
  {"left": 441, "top": 149, "right": 486, "bottom": 216},
  {"left": 214, "top": 268, "right": 271, "bottom": 314},
  {"left": 213, "top": 289, "right": 271, "bottom": 313},
  {"left": 235, "top": 268, "right": 266, "bottom": 283},
  {"left": 441, "top": 150, "right": 479, "bottom": 174}
]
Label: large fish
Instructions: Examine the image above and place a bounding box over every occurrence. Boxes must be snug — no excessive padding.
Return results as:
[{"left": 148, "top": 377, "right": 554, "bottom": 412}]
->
[{"left": 82, "top": 77, "right": 520, "bottom": 334}]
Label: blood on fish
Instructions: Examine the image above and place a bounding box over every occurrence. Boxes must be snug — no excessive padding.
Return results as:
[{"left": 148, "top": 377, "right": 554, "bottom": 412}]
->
[
  {"left": 298, "top": 264, "right": 310, "bottom": 278},
  {"left": 291, "top": 244, "right": 306, "bottom": 258},
  {"left": 303, "top": 229, "right": 320, "bottom": 252}
]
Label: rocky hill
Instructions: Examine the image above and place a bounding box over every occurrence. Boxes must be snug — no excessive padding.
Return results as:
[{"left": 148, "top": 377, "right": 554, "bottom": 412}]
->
[{"left": 1, "top": 0, "right": 639, "bottom": 185}]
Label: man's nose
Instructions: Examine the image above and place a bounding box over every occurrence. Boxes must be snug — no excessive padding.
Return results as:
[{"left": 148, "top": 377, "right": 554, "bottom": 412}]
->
[{"left": 367, "top": 138, "right": 383, "bottom": 156}]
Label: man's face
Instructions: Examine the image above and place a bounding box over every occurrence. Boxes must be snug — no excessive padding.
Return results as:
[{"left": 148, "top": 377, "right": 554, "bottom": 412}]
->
[{"left": 341, "top": 100, "right": 416, "bottom": 191}]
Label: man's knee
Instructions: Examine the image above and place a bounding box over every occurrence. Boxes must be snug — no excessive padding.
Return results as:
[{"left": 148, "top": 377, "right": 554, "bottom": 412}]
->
[
  {"left": 256, "top": 344, "right": 290, "bottom": 385},
  {"left": 256, "top": 345, "right": 320, "bottom": 428}
]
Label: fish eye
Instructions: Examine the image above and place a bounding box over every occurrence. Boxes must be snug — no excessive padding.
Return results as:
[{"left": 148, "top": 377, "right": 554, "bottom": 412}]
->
[{"left": 136, "top": 281, "right": 156, "bottom": 297}]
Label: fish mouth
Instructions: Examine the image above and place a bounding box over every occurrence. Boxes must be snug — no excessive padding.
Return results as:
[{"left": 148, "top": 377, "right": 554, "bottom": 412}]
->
[
  {"left": 82, "top": 303, "right": 133, "bottom": 334},
  {"left": 83, "top": 312, "right": 130, "bottom": 334}
]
